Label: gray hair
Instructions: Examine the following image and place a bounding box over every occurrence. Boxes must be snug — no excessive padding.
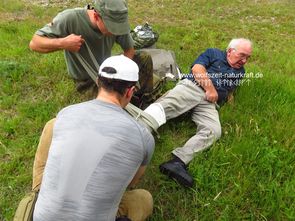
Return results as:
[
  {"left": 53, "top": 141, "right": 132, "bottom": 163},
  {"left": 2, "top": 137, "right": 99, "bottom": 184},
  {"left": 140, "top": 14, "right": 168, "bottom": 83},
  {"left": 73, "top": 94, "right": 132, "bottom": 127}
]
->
[{"left": 226, "top": 38, "right": 252, "bottom": 51}]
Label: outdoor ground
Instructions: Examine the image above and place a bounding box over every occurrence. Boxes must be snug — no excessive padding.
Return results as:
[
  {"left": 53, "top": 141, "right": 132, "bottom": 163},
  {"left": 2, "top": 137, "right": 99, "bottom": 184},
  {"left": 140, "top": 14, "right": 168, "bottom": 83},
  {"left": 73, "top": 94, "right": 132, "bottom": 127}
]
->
[{"left": 0, "top": 0, "right": 294, "bottom": 220}]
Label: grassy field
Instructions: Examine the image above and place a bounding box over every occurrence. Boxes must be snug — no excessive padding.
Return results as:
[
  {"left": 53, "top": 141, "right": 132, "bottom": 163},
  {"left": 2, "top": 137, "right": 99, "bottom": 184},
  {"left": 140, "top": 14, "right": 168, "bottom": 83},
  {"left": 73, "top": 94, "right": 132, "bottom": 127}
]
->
[{"left": 1, "top": 0, "right": 295, "bottom": 220}]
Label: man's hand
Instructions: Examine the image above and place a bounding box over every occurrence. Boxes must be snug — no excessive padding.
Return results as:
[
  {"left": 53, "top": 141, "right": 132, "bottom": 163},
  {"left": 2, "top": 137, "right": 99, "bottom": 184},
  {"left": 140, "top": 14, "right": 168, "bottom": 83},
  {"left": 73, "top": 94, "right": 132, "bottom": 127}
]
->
[
  {"left": 128, "top": 166, "right": 146, "bottom": 188},
  {"left": 192, "top": 64, "right": 218, "bottom": 103},
  {"left": 61, "top": 34, "right": 85, "bottom": 52},
  {"left": 29, "top": 34, "right": 85, "bottom": 53},
  {"left": 123, "top": 47, "right": 135, "bottom": 59},
  {"left": 205, "top": 87, "right": 218, "bottom": 103}
]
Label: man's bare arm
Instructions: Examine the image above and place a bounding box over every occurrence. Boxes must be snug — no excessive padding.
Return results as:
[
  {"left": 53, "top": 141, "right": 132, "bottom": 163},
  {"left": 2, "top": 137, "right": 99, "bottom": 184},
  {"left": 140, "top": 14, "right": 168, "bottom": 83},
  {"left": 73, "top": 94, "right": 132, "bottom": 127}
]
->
[
  {"left": 192, "top": 64, "right": 218, "bottom": 103},
  {"left": 29, "top": 34, "right": 85, "bottom": 53},
  {"left": 128, "top": 165, "right": 146, "bottom": 188}
]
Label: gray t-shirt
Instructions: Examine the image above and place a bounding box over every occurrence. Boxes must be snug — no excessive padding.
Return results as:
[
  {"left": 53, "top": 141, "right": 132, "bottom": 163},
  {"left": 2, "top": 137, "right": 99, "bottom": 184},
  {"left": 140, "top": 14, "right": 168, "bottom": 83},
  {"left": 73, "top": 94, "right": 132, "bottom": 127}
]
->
[
  {"left": 33, "top": 100, "right": 154, "bottom": 221},
  {"left": 36, "top": 8, "right": 134, "bottom": 80}
]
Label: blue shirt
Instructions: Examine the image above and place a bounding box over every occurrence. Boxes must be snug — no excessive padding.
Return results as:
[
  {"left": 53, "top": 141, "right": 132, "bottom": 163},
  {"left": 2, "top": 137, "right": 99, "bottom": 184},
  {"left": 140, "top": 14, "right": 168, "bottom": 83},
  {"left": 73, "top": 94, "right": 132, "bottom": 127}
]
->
[{"left": 185, "top": 48, "right": 245, "bottom": 105}]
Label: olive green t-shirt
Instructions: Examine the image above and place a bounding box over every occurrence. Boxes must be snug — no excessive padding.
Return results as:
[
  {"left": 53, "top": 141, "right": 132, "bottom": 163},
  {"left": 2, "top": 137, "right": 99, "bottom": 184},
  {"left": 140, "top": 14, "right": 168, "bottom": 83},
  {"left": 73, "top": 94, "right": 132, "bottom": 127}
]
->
[{"left": 36, "top": 8, "right": 134, "bottom": 80}]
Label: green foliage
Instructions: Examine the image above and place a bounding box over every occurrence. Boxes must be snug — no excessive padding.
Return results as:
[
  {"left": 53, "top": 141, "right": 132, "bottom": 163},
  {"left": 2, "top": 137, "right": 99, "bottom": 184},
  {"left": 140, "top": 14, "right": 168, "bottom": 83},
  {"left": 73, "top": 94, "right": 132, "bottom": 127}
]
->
[{"left": 1, "top": 0, "right": 295, "bottom": 220}]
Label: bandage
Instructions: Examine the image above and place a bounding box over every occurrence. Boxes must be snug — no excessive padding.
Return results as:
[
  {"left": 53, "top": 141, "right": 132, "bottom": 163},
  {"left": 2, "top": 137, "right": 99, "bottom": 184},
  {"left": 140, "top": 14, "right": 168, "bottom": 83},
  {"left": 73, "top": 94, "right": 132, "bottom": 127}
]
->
[{"left": 144, "top": 103, "right": 166, "bottom": 127}]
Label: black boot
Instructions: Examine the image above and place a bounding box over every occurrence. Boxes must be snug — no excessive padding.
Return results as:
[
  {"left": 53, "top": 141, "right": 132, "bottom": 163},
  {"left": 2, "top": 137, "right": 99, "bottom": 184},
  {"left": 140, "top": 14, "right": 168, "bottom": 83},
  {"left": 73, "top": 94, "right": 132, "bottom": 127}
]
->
[
  {"left": 116, "top": 217, "right": 131, "bottom": 221},
  {"left": 159, "top": 156, "right": 194, "bottom": 188}
]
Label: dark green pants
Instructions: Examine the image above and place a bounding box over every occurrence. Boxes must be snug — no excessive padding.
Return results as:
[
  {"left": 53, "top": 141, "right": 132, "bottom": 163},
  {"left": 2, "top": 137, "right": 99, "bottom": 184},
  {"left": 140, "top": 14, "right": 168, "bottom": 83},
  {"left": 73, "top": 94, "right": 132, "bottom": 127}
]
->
[{"left": 132, "top": 51, "right": 153, "bottom": 94}]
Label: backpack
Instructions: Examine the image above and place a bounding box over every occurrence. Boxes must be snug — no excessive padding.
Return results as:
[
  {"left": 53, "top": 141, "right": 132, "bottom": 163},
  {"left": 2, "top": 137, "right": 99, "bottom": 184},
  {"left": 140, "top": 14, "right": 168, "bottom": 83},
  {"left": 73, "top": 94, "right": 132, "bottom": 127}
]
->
[
  {"left": 140, "top": 48, "right": 182, "bottom": 80},
  {"left": 131, "top": 23, "right": 159, "bottom": 49},
  {"left": 130, "top": 48, "right": 181, "bottom": 108}
]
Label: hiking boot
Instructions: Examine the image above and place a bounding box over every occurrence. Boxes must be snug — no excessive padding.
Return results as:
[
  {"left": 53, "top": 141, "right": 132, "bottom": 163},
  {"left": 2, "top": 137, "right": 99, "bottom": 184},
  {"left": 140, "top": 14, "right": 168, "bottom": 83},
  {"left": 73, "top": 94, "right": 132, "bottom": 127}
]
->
[
  {"left": 159, "top": 157, "right": 194, "bottom": 188},
  {"left": 116, "top": 217, "right": 131, "bottom": 221}
]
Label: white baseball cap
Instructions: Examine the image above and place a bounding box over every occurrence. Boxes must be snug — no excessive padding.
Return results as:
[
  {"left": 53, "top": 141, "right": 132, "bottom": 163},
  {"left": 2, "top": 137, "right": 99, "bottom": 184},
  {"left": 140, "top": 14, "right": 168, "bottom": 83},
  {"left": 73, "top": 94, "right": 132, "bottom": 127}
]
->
[{"left": 99, "top": 55, "right": 139, "bottom": 81}]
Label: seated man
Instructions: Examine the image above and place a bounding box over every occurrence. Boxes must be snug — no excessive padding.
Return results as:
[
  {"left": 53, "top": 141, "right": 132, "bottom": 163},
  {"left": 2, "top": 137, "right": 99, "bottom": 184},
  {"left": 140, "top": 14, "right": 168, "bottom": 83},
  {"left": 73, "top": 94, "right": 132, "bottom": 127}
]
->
[
  {"left": 144, "top": 38, "right": 253, "bottom": 188},
  {"left": 33, "top": 55, "right": 155, "bottom": 221},
  {"left": 29, "top": 0, "right": 153, "bottom": 100}
]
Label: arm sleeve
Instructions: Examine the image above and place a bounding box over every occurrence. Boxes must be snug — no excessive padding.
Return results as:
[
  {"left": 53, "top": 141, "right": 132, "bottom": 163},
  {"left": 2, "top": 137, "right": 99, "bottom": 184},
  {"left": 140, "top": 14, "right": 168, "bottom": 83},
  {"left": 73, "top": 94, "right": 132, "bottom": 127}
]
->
[
  {"left": 115, "top": 33, "right": 134, "bottom": 50},
  {"left": 140, "top": 128, "right": 155, "bottom": 166},
  {"left": 191, "top": 48, "right": 214, "bottom": 69},
  {"left": 35, "top": 10, "right": 70, "bottom": 38}
]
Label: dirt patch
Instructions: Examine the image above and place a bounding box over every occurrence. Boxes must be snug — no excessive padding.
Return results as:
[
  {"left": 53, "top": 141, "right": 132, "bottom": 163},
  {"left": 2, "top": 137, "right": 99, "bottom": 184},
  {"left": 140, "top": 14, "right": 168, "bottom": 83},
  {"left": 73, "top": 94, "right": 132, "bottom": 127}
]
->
[
  {"left": 22, "top": 0, "right": 87, "bottom": 7},
  {"left": 0, "top": 12, "right": 30, "bottom": 22}
]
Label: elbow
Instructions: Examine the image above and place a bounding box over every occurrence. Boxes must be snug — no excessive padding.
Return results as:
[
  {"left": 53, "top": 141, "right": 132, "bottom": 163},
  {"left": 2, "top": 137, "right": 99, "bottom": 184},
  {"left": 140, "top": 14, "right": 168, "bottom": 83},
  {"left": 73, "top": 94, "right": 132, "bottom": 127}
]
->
[
  {"left": 29, "top": 39, "right": 40, "bottom": 52},
  {"left": 29, "top": 40, "right": 35, "bottom": 51},
  {"left": 29, "top": 36, "right": 48, "bottom": 53},
  {"left": 29, "top": 41, "right": 50, "bottom": 53}
]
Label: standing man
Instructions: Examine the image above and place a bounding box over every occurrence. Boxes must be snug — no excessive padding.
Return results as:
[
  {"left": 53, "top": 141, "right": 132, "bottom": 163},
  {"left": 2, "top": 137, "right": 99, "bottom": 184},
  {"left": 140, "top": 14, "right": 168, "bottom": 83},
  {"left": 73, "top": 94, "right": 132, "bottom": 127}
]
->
[
  {"left": 33, "top": 55, "right": 155, "bottom": 221},
  {"left": 144, "top": 38, "right": 253, "bottom": 188},
  {"left": 29, "top": 0, "right": 153, "bottom": 98}
]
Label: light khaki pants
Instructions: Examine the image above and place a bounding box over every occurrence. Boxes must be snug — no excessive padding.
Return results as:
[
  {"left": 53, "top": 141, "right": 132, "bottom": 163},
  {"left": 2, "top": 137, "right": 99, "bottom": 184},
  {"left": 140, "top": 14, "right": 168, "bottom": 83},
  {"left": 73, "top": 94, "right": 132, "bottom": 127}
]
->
[
  {"left": 32, "top": 119, "right": 153, "bottom": 221},
  {"left": 156, "top": 79, "right": 222, "bottom": 164}
]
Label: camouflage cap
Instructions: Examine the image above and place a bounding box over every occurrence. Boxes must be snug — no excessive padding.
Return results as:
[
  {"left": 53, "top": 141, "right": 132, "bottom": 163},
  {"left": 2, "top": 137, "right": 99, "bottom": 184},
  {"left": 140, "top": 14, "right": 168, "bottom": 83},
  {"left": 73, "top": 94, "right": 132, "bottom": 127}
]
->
[{"left": 94, "top": 0, "right": 130, "bottom": 35}]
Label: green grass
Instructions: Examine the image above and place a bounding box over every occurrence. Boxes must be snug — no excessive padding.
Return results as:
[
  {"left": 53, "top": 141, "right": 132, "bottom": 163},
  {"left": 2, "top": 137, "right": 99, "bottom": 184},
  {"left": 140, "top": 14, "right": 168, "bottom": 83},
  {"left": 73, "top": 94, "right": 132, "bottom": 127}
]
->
[{"left": 1, "top": 0, "right": 295, "bottom": 220}]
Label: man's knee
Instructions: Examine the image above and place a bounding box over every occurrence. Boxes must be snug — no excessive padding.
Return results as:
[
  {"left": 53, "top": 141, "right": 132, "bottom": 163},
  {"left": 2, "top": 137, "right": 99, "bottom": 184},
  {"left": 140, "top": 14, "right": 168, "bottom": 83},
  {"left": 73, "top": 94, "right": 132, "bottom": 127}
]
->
[
  {"left": 132, "top": 189, "right": 153, "bottom": 221},
  {"left": 118, "top": 189, "right": 153, "bottom": 221},
  {"left": 133, "top": 51, "right": 152, "bottom": 67},
  {"left": 198, "top": 123, "right": 221, "bottom": 141},
  {"left": 211, "top": 124, "right": 222, "bottom": 140},
  {"left": 133, "top": 51, "right": 153, "bottom": 92},
  {"left": 135, "top": 189, "right": 153, "bottom": 214}
]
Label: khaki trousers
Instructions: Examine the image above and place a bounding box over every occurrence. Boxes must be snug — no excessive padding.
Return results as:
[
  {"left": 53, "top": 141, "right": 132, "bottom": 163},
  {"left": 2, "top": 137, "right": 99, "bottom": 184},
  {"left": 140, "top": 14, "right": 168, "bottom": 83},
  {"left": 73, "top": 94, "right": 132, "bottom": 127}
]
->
[
  {"left": 156, "top": 79, "right": 222, "bottom": 164},
  {"left": 32, "top": 119, "right": 153, "bottom": 221}
]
